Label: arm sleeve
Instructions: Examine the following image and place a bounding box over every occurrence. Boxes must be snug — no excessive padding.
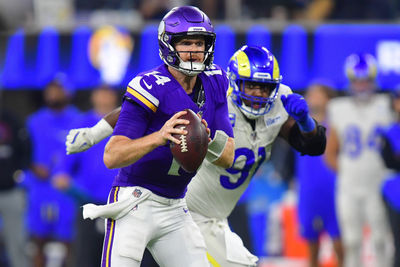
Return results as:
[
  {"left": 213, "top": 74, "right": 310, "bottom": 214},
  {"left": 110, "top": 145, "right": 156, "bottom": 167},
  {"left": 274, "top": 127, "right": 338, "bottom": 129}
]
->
[
  {"left": 288, "top": 121, "right": 327, "bottom": 156},
  {"left": 113, "top": 98, "right": 150, "bottom": 139}
]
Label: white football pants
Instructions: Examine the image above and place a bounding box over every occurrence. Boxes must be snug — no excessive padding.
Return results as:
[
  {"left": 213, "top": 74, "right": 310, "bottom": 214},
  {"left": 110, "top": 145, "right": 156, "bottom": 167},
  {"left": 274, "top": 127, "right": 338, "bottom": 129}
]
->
[
  {"left": 191, "top": 211, "right": 258, "bottom": 267},
  {"left": 100, "top": 186, "right": 209, "bottom": 267},
  {"left": 337, "top": 190, "right": 390, "bottom": 267}
]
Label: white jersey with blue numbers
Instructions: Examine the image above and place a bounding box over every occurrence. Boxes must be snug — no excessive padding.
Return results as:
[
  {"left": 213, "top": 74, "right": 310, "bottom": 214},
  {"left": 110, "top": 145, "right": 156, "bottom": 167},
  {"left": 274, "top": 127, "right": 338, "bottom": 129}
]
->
[
  {"left": 186, "top": 84, "right": 292, "bottom": 219},
  {"left": 327, "top": 94, "right": 393, "bottom": 195}
]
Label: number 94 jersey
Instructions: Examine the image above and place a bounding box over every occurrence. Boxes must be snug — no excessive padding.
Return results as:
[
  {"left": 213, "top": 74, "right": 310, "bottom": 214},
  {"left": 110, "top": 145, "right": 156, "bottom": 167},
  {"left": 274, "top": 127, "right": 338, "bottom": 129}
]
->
[
  {"left": 186, "top": 84, "right": 292, "bottom": 219},
  {"left": 327, "top": 94, "right": 393, "bottom": 195}
]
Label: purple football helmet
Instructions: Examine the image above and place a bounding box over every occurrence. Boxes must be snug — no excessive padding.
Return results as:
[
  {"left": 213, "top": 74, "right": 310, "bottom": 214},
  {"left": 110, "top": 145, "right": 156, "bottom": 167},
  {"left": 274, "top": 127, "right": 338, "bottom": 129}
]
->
[
  {"left": 344, "top": 53, "right": 377, "bottom": 81},
  {"left": 158, "top": 6, "right": 216, "bottom": 76}
]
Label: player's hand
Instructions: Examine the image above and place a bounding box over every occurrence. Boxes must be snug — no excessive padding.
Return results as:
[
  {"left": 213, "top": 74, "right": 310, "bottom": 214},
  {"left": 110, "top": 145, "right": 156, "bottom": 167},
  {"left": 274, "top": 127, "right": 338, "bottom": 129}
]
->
[
  {"left": 158, "top": 111, "right": 189, "bottom": 146},
  {"left": 65, "top": 128, "right": 95, "bottom": 155},
  {"left": 280, "top": 93, "right": 309, "bottom": 122}
]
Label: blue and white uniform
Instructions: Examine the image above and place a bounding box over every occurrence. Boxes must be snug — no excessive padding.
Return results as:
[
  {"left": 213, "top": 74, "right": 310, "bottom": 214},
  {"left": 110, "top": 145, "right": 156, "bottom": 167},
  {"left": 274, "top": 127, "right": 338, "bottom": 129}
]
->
[
  {"left": 186, "top": 84, "right": 292, "bottom": 266},
  {"left": 327, "top": 94, "right": 393, "bottom": 266}
]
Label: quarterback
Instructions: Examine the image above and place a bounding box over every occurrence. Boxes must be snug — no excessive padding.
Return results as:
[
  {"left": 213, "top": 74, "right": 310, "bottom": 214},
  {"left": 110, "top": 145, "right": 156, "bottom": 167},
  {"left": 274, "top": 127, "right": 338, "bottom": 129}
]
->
[
  {"left": 66, "top": 45, "right": 326, "bottom": 266},
  {"left": 80, "top": 6, "right": 235, "bottom": 267}
]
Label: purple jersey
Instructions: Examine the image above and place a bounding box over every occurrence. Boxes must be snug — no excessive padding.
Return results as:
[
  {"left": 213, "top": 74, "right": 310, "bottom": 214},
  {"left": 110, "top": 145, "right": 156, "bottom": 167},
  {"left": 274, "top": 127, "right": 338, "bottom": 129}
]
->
[{"left": 113, "top": 64, "right": 233, "bottom": 198}]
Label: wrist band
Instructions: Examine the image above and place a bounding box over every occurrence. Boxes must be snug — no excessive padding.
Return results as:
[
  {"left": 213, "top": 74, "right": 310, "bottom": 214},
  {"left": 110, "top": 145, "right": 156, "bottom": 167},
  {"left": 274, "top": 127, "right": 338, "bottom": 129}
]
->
[
  {"left": 89, "top": 119, "right": 114, "bottom": 144},
  {"left": 205, "top": 130, "right": 229, "bottom": 163},
  {"left": 297, "top": 115, "right": 316, "bottom": 133}
]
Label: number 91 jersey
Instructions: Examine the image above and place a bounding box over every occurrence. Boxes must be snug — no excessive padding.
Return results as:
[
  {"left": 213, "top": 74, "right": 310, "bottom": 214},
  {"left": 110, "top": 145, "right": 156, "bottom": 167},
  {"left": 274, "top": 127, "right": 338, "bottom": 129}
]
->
[
  {"left": 327, "top": 94, "right": 393, "bottom": 195},
  {"left": 186, "top": 84, "right": 292, "bottom": 219}
]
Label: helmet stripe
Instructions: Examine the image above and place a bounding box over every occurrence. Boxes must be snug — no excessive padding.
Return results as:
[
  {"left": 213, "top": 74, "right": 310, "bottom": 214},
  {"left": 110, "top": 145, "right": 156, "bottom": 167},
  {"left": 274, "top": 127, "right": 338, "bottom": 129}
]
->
[
  {"left": 236, "top": 51, "right": 251, "bottom": 77},
  {"left": 272, "top": 56, "right": 280, "bottom": 80}
]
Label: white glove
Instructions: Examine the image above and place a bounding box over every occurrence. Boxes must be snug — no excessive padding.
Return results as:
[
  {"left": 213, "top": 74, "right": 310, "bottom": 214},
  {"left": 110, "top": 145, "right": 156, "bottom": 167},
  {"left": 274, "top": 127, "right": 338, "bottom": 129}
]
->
[
  {"left": 66, "top": 128, "right": 95, "bottom": 154},
  {"left": 65, "top": 119, "right": 113, "bottom": 155}
]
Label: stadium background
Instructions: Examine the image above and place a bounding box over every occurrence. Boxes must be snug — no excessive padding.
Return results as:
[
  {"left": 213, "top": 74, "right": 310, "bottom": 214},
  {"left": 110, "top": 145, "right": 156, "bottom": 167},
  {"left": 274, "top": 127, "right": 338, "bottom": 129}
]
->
[{"left": 0, "top": 0, "right": 399, "bottom": 266}]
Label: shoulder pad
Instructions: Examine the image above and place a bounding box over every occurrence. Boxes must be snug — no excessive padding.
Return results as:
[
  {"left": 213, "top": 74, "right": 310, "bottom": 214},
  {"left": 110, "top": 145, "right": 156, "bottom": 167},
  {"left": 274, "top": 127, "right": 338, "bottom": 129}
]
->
[
  {"left": 278, "top": 83, "right": 293, "bottom": 96},
  {"left": 125, "top": 70, "right": 174, "bottom": 113}
]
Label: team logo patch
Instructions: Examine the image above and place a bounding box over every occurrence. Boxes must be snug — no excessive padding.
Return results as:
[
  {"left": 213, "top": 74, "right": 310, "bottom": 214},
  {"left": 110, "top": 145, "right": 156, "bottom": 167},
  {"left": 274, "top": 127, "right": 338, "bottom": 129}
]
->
[
  {"left": 265, "top": 116, "right": 281, "bottom": 126},
  {"left": 133, "top": 188, "right": 142, "bottom": 198}
]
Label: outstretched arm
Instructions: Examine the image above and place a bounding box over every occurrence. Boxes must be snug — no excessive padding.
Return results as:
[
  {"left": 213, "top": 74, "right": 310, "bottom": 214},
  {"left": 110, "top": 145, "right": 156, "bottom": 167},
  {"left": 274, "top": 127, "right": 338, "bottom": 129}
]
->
[
  {"left": 65, "top": 107, "right": 121, "bottom": 155},
  {"left": 279, "top": 93, "right": 326, "bottom": 156}
]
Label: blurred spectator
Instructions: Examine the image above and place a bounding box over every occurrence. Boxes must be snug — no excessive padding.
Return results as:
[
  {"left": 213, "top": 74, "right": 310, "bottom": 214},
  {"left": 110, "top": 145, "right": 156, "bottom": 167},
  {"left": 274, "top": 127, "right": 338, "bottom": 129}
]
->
[
  {"left": 139, "top": 0, "right": 169, "bottom": 20},
  {"left": 0, "top": 89, "right": 31, "bottom": 267},
  {"left": 75, "top": 0, "right": 137, "bottom": 11},
  {"left": 300, "top": 0, "right": 398, "bottom": 21},
  {"left": 325, "top": 53, "right": 393, "bottom": 266},
  {"left": 295, "top": 81, "right": 343, "bottom": 267},
  {"left": 189, "top": 0, "right": 225, "bottom": 20},
  {"left": 0, "top": 0, "right": 33, "bottom": 30},
  {"left": 242, "top": 0, "right": 398, "bottom": 21},
  {"left": 25, "top": 76, "right": 81, "bottom": 267},
  {"left": 242, "top": 0, "right": 307, "bottom": 20},
  {"left": 52, "top": 85, "right": 119, "bottom": 267},
  {"left": 329, "top": 0, "right": 397, "bottom": 20},
  {"left": 301, "top": 0, "right": 334, "bottom": 21},
  {"left": 380, "top": 87, "right": 400, "bottom": 267}
]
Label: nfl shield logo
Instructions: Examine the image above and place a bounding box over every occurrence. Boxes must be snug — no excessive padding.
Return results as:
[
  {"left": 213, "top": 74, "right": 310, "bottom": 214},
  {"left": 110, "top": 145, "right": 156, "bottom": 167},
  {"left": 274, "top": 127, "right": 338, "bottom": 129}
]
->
[{"left": 133, "top": 188, "right": 142, "bottom": 198}]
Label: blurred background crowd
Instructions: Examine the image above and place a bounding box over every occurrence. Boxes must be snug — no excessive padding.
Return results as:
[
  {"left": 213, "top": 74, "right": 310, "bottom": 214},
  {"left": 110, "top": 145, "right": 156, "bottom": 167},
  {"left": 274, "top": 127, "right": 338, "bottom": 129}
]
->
[
  {"left": 0, "top": 1, "right": 400, "bottom": 267},
  {"left": 0, "top": 0, "right": 400, "bottom": 31}
]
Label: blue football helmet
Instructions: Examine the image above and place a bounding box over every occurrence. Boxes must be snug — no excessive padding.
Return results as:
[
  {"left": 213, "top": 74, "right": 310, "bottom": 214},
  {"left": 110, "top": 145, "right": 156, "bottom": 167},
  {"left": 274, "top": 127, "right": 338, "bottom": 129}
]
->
[
  {"left": 344, "top": 53, "right": 378, "bottom": 98},
  {"left": 227, "top": 45, "right": 282, "bottom": 119},
  {"left": 344, "top": 53, "right": 377, "bottom": 81}
]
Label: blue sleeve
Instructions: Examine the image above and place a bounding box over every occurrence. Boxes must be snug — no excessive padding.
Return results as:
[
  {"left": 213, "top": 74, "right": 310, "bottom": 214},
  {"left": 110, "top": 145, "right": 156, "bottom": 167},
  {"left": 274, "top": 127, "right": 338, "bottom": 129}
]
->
[
  {"left": 113, "top": 99, "right": 150, "bottom": 139},
  {"left": 210, "top": 101, "right": 234, "bottom": 138}
]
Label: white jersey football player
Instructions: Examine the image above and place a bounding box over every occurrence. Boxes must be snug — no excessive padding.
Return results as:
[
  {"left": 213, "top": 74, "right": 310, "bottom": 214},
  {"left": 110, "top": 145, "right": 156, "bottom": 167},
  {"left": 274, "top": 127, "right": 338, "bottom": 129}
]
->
[
  {"left": 325, "top": 53, "right": 393, "bottom": 267},
  {"left": 66, "top": 45, "right": 327, "bottom": 266}
]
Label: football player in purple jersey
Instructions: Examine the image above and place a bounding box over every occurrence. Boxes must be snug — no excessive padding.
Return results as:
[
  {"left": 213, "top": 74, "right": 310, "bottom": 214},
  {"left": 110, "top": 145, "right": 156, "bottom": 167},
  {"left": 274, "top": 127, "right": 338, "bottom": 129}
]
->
[{"left": 78, "top": 6, "right": 234, "bottom": 267}]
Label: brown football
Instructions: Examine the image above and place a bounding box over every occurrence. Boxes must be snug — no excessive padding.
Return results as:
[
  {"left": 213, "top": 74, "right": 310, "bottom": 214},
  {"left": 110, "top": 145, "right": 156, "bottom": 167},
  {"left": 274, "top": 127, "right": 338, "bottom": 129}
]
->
[{"left": 170, "top": 109, "right": 209, "bottom": 173}]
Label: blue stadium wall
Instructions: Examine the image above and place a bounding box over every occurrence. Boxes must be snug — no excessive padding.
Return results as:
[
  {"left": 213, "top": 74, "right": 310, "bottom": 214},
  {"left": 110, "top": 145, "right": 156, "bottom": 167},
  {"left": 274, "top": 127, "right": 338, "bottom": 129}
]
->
[{"left": 0, "top": 24, "right": 399, "bottom": 92}]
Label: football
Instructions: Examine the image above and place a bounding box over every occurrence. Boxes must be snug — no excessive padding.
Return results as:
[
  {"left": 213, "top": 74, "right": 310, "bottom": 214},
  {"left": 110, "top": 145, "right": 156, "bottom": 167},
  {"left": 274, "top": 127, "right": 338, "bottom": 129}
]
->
[{"left": 170, "top": 109, "right": 209, "bottom": 173}]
